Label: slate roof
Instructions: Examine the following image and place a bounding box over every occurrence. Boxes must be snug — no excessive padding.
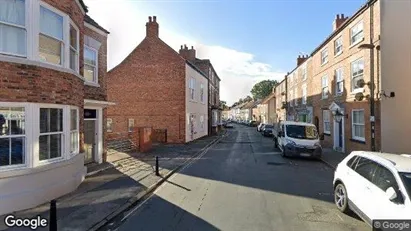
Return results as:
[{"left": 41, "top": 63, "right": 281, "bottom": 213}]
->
[{"left": 84, "top": 15, "right": 110, "bottom": 34}]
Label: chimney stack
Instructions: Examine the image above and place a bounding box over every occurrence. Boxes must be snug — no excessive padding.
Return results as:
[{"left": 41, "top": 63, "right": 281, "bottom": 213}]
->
[
  {"left": 179, "top": 44, "right": 196, "bottom": 61},
  {"left": 333, "top": 14, "right": 348, "bottom": 31},
  {"left": 297, "top": 55, "right": 308, "bottom": 66},
  {"left": 146, "top": 15, "right": 159, "bottom": 38}
]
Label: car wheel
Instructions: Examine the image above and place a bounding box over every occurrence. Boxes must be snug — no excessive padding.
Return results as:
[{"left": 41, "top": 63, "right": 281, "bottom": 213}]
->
[
  {"left": 281, "top": 146, "right": 287, "bottom": 158},
  {"left": 334, "top": 183, "right": 350, "bottom": 213}
]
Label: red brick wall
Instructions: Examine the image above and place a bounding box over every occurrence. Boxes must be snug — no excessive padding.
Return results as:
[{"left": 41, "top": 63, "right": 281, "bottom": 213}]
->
[{"left": 107, "top": 35, "right": 187, "bottom": 144}]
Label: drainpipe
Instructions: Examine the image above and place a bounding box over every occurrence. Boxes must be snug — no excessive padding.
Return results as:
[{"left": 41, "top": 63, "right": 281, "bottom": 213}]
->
[{"left": 369, "top": 1, "right": 376, "bottom": 151}]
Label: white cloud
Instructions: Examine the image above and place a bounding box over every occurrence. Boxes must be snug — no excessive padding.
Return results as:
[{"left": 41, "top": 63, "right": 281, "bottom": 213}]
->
[{"left": 84, "top": 0, "right": 286, "bottom": 106}]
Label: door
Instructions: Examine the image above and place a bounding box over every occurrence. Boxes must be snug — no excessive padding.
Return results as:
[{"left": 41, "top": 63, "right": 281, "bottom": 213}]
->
[
  {"left": 314, "top": 116, "right": 319, "bottom": 131},
  {"left": 333, "top": 119, "right": 344, "bottom": 152},
  {"left": 84, "top": 120, "right": 96, "bottom": 164}
]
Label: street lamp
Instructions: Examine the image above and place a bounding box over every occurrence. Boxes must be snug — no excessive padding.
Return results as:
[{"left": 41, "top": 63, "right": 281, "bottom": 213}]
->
[{"left": 358, "top": 43, "right": 378, "bottom": 152}]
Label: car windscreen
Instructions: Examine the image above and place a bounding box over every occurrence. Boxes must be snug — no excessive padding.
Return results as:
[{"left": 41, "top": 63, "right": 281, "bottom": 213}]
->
[
  {"left": 285, "top": 125, "right": 318, "bottom": 140},
  {"left": 400, "top": 173, "right": 411, "bottom": 199}
]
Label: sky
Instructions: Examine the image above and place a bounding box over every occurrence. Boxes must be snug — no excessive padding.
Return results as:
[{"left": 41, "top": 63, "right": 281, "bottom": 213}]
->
[{"left": 84, "top": 0, "right": 365, "bottom": 106}]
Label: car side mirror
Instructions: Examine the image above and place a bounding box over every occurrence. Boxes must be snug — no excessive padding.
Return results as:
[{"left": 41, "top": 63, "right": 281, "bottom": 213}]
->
[
  {"left": 319, "top": 133, "right": 325, "bottom": 140},
  {"left": 386, "top": 187, "right": 397, "bottom": 201}
]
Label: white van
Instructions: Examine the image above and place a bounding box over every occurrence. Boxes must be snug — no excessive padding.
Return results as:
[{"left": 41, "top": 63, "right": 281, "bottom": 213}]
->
[{"left": 273, "top": 121, "right": 323, "bottom": 158}]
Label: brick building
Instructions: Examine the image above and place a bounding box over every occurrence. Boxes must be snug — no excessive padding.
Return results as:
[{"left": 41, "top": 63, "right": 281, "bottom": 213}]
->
[
  {"left": 0, "top": 0, "right": 109, "bottom": 215},
  {"left": 179, "top": 46, "right": 222, "bottom": 135},
  {"left": 274, "top": 79, "right": 287, "bottom": 122},
  {"left": 107, "top": 16, "right": 208, "bottom": 149},
  {"left": 275, "top": 0, "right": 382, "bottom": 154}
]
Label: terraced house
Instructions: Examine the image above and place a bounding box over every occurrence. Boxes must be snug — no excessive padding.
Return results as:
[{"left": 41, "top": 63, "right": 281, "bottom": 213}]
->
[
  {"left": 275, "top": 0, "right": 411, "bottom": 154},
  {"left": 0, "top": 0, "right": 110, "bottom": 215}
]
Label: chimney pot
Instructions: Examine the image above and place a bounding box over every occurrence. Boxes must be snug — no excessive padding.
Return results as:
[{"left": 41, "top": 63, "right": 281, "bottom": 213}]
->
[
  {"left": 149, "top": 16, "right": 152, "bottom": 22},
  {"left": 153, "top": 16, "right": 157, "bottom": 22},
  {"left": 341, "top": 14, "right": 345, "bottom": 19},
  {"left": 191, "top": 46, "right": 194, "bottom": 49},
  {"left": 180, "top": 45, "right": 183, "bottom": 49},
  {"left": 336, "top": 14, "right": 340, "bottom": 19}
]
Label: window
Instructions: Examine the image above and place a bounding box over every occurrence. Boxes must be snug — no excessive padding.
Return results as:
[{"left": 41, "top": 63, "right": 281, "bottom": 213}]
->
[
  {"left": 200, "top": 115, "right": 204, "bottom": 131},
  {"left": 334, "top": 36, "right": 343, "bottom": 55},
  {"left": 84, "top": 46, "right": 98, "bottom": 83},
  {"left": 39, "top": 6, "right": 64, "bottom": 65},
  {"left": 352, "top": 109, "right": 365, "bottom": 141},
  {"left": 322, "top": 75, "right": 328, "bottom": 99},
  {"left": 189, "top": 78, "right": 196, "bottom": 100},
  {"left": 39, "top": 108, "right": 63, "bottom": 161},
  {"left": 350, "top": 21, "right": 364, "bottom": 45},
  {"left": 302, "top": 64, "right": 307, "bottom": 80},
  {"left": 294, "top": 89, "right": 298, "bottom": 106},
  {"left": 354, "top": 157, "right": 378, "bottom": 182},
  {"left": 0, "top": 0, "right": 26, "bottom": 56},
  {"left": 69, "top": 24, "right": 79, "bottom": 72},
  {"left": 346, "top": 155, "right": 359, "bottom": 169},
  {"left": 321, "top": 48, "right": 328, "bottom": 65},
  {"left": 351, "top": 59, "right": 364, "bottom": 92},
  {"left": 128, "top": 118, "right": 134, "bottom": 132},
  {"left": 335, "top": 68, "right": 344, "bottom": 95},
  {"left": 302, "top": 84, "right": 307, "bottom": 104},
  {"left": 106, "top": 118, "right": 112, "bottom": 132},
  {"left": 322, "top": 110, "right": 331, "bottom": 134},
  {"left": 70, "top": 109, "right": 79, "bottom": 154},
  {"left": 0, "top": 107, "right": 25, "bottom": 167},
  {"left": 373, "top": 165, "right": 399, "bottom": 192},
  {"left": 200, "top": 84, "right": 204, "bottom": 102}
]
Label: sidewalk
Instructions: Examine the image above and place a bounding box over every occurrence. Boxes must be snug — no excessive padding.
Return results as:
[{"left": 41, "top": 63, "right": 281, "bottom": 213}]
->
[
  {"left": 0, "top": 131, "right": 225, "bottom": 231},
  {"left": 320, "top": 148, "right": 347, "bottom": 169}
]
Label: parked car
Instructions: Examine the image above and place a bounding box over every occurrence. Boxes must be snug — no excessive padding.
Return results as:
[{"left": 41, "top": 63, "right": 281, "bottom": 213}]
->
[
  {"left": 333, "top": 151, "right": 411, "bottom": 226},
  {"left": 273, "top": 121, "right": 322, "bottom": 159},
  {"left": 257, "top": 123, "right": 265, "bottom": 132},
  {"left": 262, "top": 124, "right": 274, "bottom": 136}
]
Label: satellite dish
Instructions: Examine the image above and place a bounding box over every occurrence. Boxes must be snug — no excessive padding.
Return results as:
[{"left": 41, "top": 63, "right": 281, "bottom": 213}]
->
[
  {"left": 356, "top": 79, "right": 366, "bottom": 88},
  {"left": 355, "top": 92, "right": 364, "bottom": 101}
]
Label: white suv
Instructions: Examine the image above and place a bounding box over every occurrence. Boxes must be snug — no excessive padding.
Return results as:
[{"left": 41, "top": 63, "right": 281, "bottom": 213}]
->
[{"left": 333, "top": 151, "right": 411, "bottom": 225}]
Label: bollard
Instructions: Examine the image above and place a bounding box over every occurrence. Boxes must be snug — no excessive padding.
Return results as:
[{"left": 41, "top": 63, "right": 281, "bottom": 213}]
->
[
  {"left": 49, "top": 200, "right": 57, "bottom": 231},
  {"left": 155, "top": 156, "right": 159, "bottom": 176}
]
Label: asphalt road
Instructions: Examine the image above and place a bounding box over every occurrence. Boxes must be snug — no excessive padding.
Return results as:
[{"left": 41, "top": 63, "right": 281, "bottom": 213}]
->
[{"left": 108, "top": 125, "right": 369, "bottom": 231}]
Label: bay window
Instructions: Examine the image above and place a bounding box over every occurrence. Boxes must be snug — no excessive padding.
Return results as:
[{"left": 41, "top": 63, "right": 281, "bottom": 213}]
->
[
  {"left": 39, "top": 6, "right": 64, "bottom": 65},
  {"left": 69, "top": 24, "right": 79, "bottom": 72},
  {"left": 70, "top": 108, "right": 79, "bottom": 154},
  {"left": 0, "top": 0, "right": 27, "bottom": 57},
  {"left": 84, "top": 46, "right": 98, "bottom": 83},
  {"left": 39, "top": 108, "right": 63, "bottom": 161},
  {"left": 0, "top": 107, "right": 25, "bottom": 167}
]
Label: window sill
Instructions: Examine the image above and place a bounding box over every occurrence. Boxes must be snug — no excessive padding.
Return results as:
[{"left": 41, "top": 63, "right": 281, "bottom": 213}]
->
[
  {"left": 324, "top": 132, "right": 331, "bottom": 136},
  {"left": 335, "top": 93, "right": 343, "bottom": 97},
  {"left": 350, "top": 138, "right": 366, "bottom": 144},
  {"left": 350, "top": 88, "right": 364, "bottom": 95},
  {"left": 0, "top": 54, "right": 85, "bottom": 81},
  {"left": 322, "top": 96, "right": 328, "bottom": 100},
  {"left": 334, "top": 51, "right": 343, "bottom": 57},
  {"left": 85, "top": 82, "right": 100, "bottom": 87},
  {"left": 349, "top": 38, "right": 365, "bottom": 49},
  {"left": 321, "top": 61, "right": 329, "bottom": 67}
]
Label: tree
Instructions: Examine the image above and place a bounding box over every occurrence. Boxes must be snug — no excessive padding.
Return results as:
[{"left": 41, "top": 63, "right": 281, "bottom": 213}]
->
[
  {"left": 250, "top": 80, "right": 278, "bottom": 100},
  {"left": 244, "top": 95, "right": 253, "bottom": 102},
  {"left": 220, "top": 101, "right": 228, "bottom": 110}
]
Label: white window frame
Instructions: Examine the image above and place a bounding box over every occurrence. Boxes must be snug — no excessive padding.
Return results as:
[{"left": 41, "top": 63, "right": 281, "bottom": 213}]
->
[
  {"left": 294, "top": 88, "right": 298, "bottom": 106},
  {"left": 84, "top": 45, "right": 99, "bottom": 84},
  {"left": 352, "top": 109, "right": 365, "bottom": 141},
  {"left": 106, "top": 118, "right": 113, "bottom": 132},
  {"left": 0, "top": 105, "right": 27, "bottom": 170},
  {"left": 334, "top": 36, "right": 343, "bottom": 55},
  {"left": 189, "top": 77, "right": 196, "bottom": 101},
  {"left": 200, "top": 83, "right": 204, "bottom": 103},
  {"left": 350, "top": 21, "right": 364, "bottom": 45},
  {"left": 69, "top": 21, "right": 80, "bottom": 73},
  {"left": 302, "top": 84, "right": 307, "bottom": 105},
  {"left": 38, "top": 106, "right": 64, "bottom": 164},
  {"left": 302, "top": 64, "right": 307, "bottom": 80},
  {"left": 128, "top": 118, "right": 134, "bottom": 132},
  {"left": 69, "top": 107, "right": 79, "bottom": 156},
  {"left": 0, "top": 0, "right": 28, "bottom": 57},
  {"left": 335, "top": 68, "right": 344, "bottom": 95},
  {"left": 321, "top": 48, "right": 328, "bottom": 65},
  {"left": 322, "top": 75, "right": 328, "bottom": 99},
  {"left": 351, "top": 58, "right": 364, "bottom": 92},
  {"left": 38, "top": 3, "right": 66, "bottom": 67},
  {"left": 323, "top": 110, "right": 331, "bottom": 135}
]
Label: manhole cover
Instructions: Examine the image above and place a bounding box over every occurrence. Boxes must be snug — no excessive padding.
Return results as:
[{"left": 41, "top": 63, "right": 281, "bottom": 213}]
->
[{"left": 267, "top": 162, "right": 286, "bottom": 166}]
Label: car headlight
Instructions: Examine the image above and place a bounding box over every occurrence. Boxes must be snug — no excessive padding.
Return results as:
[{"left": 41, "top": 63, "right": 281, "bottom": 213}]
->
[{"left": 285, "top": 139, "right": 296, "bottom": 146}]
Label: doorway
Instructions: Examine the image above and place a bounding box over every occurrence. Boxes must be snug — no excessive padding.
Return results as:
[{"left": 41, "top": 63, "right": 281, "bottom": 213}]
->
[
  {"left": 84, "top": 109, "right": 97, "bottom": 164},
  {"left": 333, "top": 117, "right": 345, "bottom": 152}
]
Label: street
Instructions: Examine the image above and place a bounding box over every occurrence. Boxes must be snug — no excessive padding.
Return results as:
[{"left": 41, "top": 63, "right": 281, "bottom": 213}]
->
[{"left": 105, "top": 125, "right": 369, "bottom": 231}]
